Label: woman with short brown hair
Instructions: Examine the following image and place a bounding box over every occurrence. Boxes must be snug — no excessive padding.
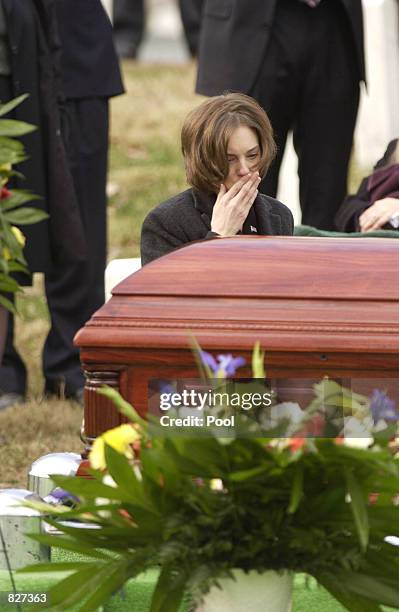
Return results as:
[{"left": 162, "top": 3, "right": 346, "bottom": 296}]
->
[{"left": 141, "top": 93, "right": 293, "bottom": 265}]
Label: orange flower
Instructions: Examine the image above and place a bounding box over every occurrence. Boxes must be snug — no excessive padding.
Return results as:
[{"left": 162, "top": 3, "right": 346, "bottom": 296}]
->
[{"left": 288, "top": 438, "right": 306, "bottom": 453}]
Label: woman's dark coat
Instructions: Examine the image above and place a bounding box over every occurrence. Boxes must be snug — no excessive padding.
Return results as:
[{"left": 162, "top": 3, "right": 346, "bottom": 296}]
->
[
  {"left": 3, "top": 0, "right": 85, "bottom": 274},
  {"left": 141, "top": 188, "right": 294, "bottom": 265}
]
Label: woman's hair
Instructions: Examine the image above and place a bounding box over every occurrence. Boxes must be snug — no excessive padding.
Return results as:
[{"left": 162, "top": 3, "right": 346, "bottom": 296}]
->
[{"left": 181, "top": 92, "right": 276, "bottom": 193}]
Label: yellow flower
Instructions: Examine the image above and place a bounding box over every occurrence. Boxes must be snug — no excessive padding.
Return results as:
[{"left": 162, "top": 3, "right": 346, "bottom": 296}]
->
[
  {"left": 89, "top": 424, "right": 139, "bottom": 470},
  {"left": 2, "top": 247, "right": 10, "bottom": 261},
  {"left": 210, "top": 478, "right": 224, "bottom": 491},
  {"left": 11, "top": 226, "right": 25, "bottom": 247}
]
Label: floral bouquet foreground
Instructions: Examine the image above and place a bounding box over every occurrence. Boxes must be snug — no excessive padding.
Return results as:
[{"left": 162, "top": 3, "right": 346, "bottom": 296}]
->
[
  {"left": 21, "top": 346, "right": 399, "bottom": 611},
  {"left": 0, "top": 94, "right": 48, "bottom": 312}
]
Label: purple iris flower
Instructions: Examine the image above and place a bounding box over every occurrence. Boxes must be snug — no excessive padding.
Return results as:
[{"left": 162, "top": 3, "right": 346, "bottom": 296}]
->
[
  {"left": 159, "top": 382, "right": 175, "bottom": 395},
  {"left": 199, "top": 350, "right": 245, "bottom": 376},
  {"left": 44, "top": 487, "right": 80, "bottom": 506},
  {"left": 369, "top": 389, "right": 399, "bottom": 424}
]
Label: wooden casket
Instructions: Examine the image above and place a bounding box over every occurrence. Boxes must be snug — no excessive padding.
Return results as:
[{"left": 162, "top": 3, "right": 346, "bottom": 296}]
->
[{"left": 75, "top": 236, "right": 399, "bottom": 450}]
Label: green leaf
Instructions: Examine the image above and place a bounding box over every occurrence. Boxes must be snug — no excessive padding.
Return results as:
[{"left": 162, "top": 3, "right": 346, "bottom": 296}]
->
[
  {"left": 288, "top": 464, "right": 303, "bottom": 514},
  {"left": 39, "top": 564, "right": 107, "bottom": 610},
  {"left": 75, "top": 560, "right": 135, "bottom": 612},
  {"left": 0, "top": 190, "right": 41, "bottom": 211},
  {"left": 4, "top": 206, "right": 48, "bottom": 225},
  {"left": 50, "top": 473, "right": 147, "bottom": 505},
  {"left": 345, "top": 469, "right": 369, "bottom": 552},
  {"left": 0, "top": 135, "right": 26, "bottom": 165},
  {"left": 26, "top": 532, "right": 113, "bottom": 560},
  {"left": 0, "top": 275, "right": 20, "bottom": 292},
  {"left": 150, "top": 566, "right": 186, "bottom": 612},
  {"left": 315, "top": 572, "right": 382, "bottom": 612},
  {"left": 0, "top": 94, "right": 29, "bottom": 117},
  {"left": 0, "top": 119, "right": 36, "bottom": 136},
  {"left": 97, "top": 386, "right": 148, "bottom": 428},
  {"left": 229, "top": 464, "right": 269, "bottom": 482},
  {"left": 251, "top": 341, "right": 266, "bottom": 378},
  {"left": 7, "top": 261, "right": 28, "bottom": 273},
  {"left": 17, "top": 561, "right": 95, "bottom": 574},
  {"left": 189, "top": 336, "right": 214, "bottom": 381},
  {"left": 104, "top": 443, "right": 156, "bottom": 511},
  {"left": 334, "top": 569, "right": 399, "bottom": 608},
  {"left": 0, "top": 292, "right": 17, "bottom": 313}
]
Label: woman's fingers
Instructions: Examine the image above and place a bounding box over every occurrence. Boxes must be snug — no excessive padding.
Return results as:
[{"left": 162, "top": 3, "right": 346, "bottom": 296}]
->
[
  {"left": 360, "top": 207, "right": 381, "bottom": 231},
  {"left": 367, "top": 212, "right": 396, "bottom": 231},
  {"left": 236, "top": 174, "right": 261, "bottom": 207},
  {"left": 361, "top": 210, "right": 385, "bottom": 231},
  {"left": 218, "top": 183, "right": 227, "bottom": 196},
  {"left": 215, "top": 183, "right": 227, "bottom": 204},
  {"left": 360, "top": 198, "right": 399, "bottom": 232},
  {"left": 211, "top": 173, "right": 261, "bottom": 236},
  {"left": 224, "top": 173, "right": 252, "bottom": 200}
]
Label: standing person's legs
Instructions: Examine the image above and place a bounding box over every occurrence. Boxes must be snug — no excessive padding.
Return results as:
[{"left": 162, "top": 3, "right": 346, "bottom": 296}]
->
[
  {"left": 293, "top": 3, "right": 360, "bottom": 230},
  {"left": 113, "top": 0, "right": 145, "bottom": 58},
  {"left": 252, "top": 0, "right": 303, "bottom": 199},
  {"left": 43, "top": 98, "right": 109, "bottom": 399},
  {"left": 178, "top": 0, "right": 204, "bottom": 57},
  {"left": 0, "top": 307, "right": 26, "bottom": 406}
]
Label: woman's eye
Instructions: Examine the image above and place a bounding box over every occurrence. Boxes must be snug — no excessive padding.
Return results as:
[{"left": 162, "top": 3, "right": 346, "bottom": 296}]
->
[{"left": 248, "top": 154, "right": 259, "bottom": 160}]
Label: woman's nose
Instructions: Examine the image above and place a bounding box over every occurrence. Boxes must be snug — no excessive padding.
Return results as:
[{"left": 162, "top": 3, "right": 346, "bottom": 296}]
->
[{"left": 238, "top": 159, "right": 250, "bottom": 175}]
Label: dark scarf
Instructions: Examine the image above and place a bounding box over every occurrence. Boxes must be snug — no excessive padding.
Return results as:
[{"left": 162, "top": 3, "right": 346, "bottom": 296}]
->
[{"left": 367, "top": 163, "right": 399, "bottom": 205}]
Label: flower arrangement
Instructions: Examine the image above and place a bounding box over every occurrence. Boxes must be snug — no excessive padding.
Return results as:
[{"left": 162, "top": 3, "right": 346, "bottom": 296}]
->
[
  {"left": 22, "top": 346, "right": 399, "bottom": 611},
  {"left": 0, "top": 95, "right": 48, "bottom": 313}
]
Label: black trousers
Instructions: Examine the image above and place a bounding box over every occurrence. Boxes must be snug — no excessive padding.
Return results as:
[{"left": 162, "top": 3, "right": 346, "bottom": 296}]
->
[
  {"left": 113, "top": 0, "right": 144, "bottom": 57},
  {"left": 0, "top": 98, "right": 109, "bottom": 397},
  {"left": 254, "top": 0, "right": 360, "bottom": 231},
  {"left": 177, "top": 0, "right": 204, "bottom": 56},
  {"left": 113, "top": 0, "right": 204, "bottom": 57}
]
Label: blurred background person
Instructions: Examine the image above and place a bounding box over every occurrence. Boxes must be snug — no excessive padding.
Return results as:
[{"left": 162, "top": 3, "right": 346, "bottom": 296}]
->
[
  {"left": 335, "top": 139, "right": 399, "bottom": 233},
  {"left": 113, "top": 0, "right": 204, "bottom": 58},
  {"left": 196, "top": 0, "right": 365, "bottom": 231},
  {"left": 44, "top": 0, "right": 124, "bottom": 402},
  {"left": 0, "top": 0, "right": 124, "bottom": 410},
  {"left": 0, "top": 0, "right": 86, "bottom": 410},
  {"left": 113, "top": 0, "right": 144, "bottom": 58}
]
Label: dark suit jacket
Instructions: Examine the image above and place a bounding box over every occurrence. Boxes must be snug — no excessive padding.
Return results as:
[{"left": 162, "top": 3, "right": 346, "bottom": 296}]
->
[
  {"left": 55, "top": 0, "right": 124, "bottom": 99},
  {"left": 196, "top": 0, "right": 365, "bottom": 96},
  {"left": 2, "top": 0, "right": 86, "bottom": 273},
  {"left": 141, "top": 188, "right": 294, "bottom": 265}
]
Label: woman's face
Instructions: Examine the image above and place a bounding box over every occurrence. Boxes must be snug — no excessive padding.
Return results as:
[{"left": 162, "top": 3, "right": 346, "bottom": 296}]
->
[{"left": 224, "top": 125, "right": 261, "bottom": 190}]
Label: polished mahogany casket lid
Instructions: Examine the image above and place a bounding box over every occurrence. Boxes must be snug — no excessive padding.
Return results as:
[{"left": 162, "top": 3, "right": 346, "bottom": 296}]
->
[{"left": 75, "top": 236, "right": 399, "bottom": 444}]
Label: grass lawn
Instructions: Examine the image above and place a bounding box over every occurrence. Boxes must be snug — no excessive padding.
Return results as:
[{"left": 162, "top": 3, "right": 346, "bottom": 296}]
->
[{"left": 0, "top": 60, "right": 366, "bottom": 489}]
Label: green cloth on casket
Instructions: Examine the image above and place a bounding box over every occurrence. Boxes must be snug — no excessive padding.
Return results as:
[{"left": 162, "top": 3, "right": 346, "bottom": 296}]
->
[{"left": 294, "top": 224, "right": 399, "bottom": 238}]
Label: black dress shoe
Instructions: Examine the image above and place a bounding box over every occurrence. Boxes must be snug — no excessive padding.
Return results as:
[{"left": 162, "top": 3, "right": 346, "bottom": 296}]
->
[
  {"left": 0, "top": 392, "right": 25, "bottom": 411},
  {"left": 70, "top": 388, "right": 84, "bottom": 406},
  {"left": 43, "top": 387, "right": 84, "bottom": 406}
]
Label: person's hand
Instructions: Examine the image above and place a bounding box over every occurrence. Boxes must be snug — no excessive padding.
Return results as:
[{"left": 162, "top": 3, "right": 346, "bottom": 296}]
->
[
  {"left": 210, "top": 172, "right": 261, "bottom": 236},
  {"left": 359, "top": 197, "right": 399, "bottom": 232}
]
